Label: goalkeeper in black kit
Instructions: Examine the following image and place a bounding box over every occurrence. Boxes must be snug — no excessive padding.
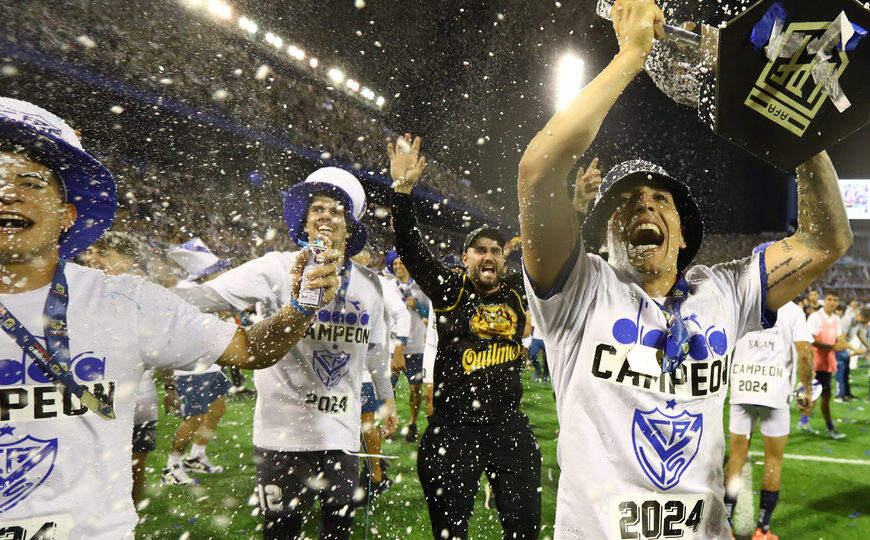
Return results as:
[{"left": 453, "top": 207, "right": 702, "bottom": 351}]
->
[{"left": 388, "top": 134, "right": 540, "bottom": 540}]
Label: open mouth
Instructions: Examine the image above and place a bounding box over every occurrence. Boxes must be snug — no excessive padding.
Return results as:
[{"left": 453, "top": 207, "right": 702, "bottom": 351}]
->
[
  {"left": 0, "top": 213, "right": 34, "bottom": 232},
  {"left": 480, "top": 265, "right": 497, "bottom": 279},
  {"left": 628, "top": 222, "right": 664, "bottom": 250}
]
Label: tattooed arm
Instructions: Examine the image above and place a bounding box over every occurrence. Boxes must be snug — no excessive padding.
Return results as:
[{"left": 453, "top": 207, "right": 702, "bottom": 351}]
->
[{"left": 763, "top": 151, "right": 852, "bottom": 310}]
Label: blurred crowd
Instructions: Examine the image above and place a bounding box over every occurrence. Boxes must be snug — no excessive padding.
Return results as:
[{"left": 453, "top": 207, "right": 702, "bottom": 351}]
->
[{"left": 11, "top": 0, "right": 501, "bottom": 214}]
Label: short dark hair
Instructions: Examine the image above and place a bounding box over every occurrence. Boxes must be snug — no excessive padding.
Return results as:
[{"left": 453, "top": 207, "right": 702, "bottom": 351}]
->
[
  {"left": 823, "top": 288, "right": 839, "bottom": 298},
  {"left": 463, "top": 226, "right": 505, "bottom": 253}
]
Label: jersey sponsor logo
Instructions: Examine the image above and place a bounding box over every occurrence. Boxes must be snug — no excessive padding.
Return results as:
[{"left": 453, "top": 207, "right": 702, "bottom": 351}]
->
[
  {"left": 0, "top": 431, "right": 58, "bottom": 513},
  {"left": 592, "top": 342, "right": 730, "bottom": 398},
  {"left": 0, "top": 381, "right": 116, "bottom": 422},
  {"left": 0, "top": 349, "right": 107, "bottom": 386},
  {"left": 461, "top": 343, "right": 521, "bottom": 374},
  {"left": 312, "top": 348, "right": 351, "bottom": 390},
  {"left": 632, "top": 406, "right": 703, "bottom": 491},
  {"left": 468, "top": 304, "right": 517, "bottom": 340},
  {"left": 0, "top": 514, "right": 75, "bottom": 540},
  {"left": 611, "top": 301, "right": 729, "bottom": 361}
]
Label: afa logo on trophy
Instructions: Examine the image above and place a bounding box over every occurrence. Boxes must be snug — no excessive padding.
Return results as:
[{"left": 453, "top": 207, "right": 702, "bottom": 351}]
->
[
  {"left": 631, "top": 407, "right": 703, "bottom": 491},
  {"left": 312, "top": 348, "right": 351, "bottom": 390},
  {"left": 0, "top": 433, "right": 58, "bottom": 513}
]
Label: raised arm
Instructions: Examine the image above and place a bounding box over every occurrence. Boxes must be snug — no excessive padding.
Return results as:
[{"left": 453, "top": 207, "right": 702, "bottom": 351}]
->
[
  {"left": 518, "top": 0, "right": 664, "bottom": 292},
  {"left": 389, "top": 134, "right": 463, "bottom": 306},
  {"left": 217, "top": 247, "right": 341, "bottom": 370},
  {"left": 763, "top": 152, "right": 852, "bottom": 310}
]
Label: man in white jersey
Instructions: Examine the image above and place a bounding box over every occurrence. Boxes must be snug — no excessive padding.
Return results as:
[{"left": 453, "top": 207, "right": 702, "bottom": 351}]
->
[
  {"left": 161, "top": 239, "right": 236, "bottom": 485},
  {"left": 516, "top": 1, "right": 853, "bottom": 537},
  {"left": 724, "top": 246, "right": 815, "bottom": 540},
  {"left": 176, "top": 167, "right": 398, "bottom": 539},
  {"left": 0, "top": 98, "right": 340, "bottom": 540},
  {"left": 384, "top": 249, "right": 430, "bottom": 442}
]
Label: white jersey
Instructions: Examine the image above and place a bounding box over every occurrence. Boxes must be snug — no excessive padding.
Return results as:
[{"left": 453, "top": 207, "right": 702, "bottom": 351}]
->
[
  {"left": 379, "top": 275, "right": 410, "bottom": 354},
  {"left": 133, "top": 369, "right": 158, "bottom": 425},
  {"left": 525, "top": 250, "right": 766, "bottom": 540},
  {"left": 206, "top": 251, "right": 386, "bottom": 452},
  {"left": 393, "top": 277, "right": 430, "bottom": 354},
  {"left": 0, "top": 263, "right": 236, "bottom": 540},
  {"left": 422, "top": 298, "right": 437, "bottom": 384},
  {"left": 730, "top": 301, "right": 813, "bottom": 408}
]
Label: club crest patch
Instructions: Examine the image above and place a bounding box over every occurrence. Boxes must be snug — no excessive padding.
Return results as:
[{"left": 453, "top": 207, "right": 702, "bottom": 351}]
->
[
  {"left": 312, "top": 349, "right": 351, "bottom": 390},
  {"left": 631, "top": 407, "right": 703, "bottom": 491},
  {"left": 0, "top": 435, "right": 58, "bottom": 513}
]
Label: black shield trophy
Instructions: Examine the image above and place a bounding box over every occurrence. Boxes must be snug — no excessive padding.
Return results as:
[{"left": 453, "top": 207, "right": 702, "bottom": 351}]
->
[{"left": 598, "top": 0, "right": 870, "bottom": 170}]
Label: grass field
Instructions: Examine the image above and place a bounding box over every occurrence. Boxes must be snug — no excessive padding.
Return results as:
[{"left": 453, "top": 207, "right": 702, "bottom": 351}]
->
[{"left": 135, "top": 363, "right": 870, "bottom": 539}]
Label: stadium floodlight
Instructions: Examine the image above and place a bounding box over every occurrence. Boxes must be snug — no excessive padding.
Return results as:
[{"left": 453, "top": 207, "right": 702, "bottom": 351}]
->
[
  {"left": 207, "top": 0, "right": 232, "bottom": 19},
  {"left": 264, "top": 32, "right": 275, "bottom": 45},
  {"left": 328, "top": 69, "right": 345, "bottom": 83},
  {"left": 239, "top": 17, "right": 258, "bottom": 33},
  {"left": 555, "top": 52, "right": 585, "bottom": 111},
  {"left": 346, "top": 79, "right": 360, "bottom": 92},
  {"left": 361, "top": 87, "right": 375, "bottom": 100},
  {"left": 376, "top": 96, "right": 385, "bottom": 107},
  {"left": 309, "top": 58, "right": 319, "bottom": 68},
  {"left": 273, "top": 36, "right": 283, "bottom": 49},
  {"left": 288, "top": 45, "right": 305, "bottom": 61}
]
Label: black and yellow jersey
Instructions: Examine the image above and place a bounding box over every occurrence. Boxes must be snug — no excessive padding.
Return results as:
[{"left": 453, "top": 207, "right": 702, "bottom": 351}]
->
[{"left": 392, "top": 193, "right": 528, "bottom": 425}]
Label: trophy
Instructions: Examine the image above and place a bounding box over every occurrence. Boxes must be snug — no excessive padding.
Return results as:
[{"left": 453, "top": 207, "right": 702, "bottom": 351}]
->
[{"left": 597, "top": 0, "right": 870, "bottom": 170}]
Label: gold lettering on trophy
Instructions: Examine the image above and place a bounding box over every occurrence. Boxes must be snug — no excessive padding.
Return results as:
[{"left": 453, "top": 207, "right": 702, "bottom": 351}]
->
[{"left": 744, "top": 21, "right": 850, "bottom": 136}]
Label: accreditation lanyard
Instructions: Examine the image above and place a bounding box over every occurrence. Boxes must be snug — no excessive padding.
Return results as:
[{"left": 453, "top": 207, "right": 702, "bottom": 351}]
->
[
  {"left": 0, "top": 260, "right": 115, "bottom": 419},
  {"left": 653, "top": 275, "right": 690, "bottom": 374}
]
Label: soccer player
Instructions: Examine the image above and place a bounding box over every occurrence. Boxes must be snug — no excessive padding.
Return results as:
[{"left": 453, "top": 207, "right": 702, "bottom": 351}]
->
[
  {"left": 834, "top": 305, "right": 868, "bottom": 402},
  {"left": 176, "top": 167, "right": 398, "bottom": 539},
  {"left": 384, "top": 249, "right": 430, "bottom": 442},
  {"left": 161, "top": 239, "right": 236, "bottom": 484},
  {"left": 515, "top": 1, "right": 852, "bottom": 537},
  {"left": 389, "top": 135, "right": 541, "bottom": 540},
  {"left": 801, "top": 290, "right": 848, "bottom": 438},
  {"left": 0, "top": 97, "right": 341, "bottom": 539},
  {"left": 724, "top": 280, "right": 815, "bottom": 540}
]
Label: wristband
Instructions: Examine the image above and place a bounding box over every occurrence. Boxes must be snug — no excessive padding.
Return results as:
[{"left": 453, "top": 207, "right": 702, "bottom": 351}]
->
[{"left": 289, "top": 294, "right": 317, "bottom": 317}]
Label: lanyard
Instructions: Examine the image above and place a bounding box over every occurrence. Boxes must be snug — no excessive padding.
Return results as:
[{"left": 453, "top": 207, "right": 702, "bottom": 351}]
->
[
  {"left": 652, "top": 275, "right": 690, "bottom": 374},
  {"left": 0, "top": 261, "right": 115, "bottom": 419}
]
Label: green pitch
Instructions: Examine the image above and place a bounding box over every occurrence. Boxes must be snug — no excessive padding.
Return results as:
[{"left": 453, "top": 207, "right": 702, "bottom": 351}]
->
[{"left": 136, "top": 364, "right": 869, "bottom": 539}]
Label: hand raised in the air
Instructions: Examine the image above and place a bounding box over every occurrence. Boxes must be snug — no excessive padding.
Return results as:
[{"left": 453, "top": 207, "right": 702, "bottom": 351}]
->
[{"left": 389, "top": 133, "right": 426, "bottom": 195}]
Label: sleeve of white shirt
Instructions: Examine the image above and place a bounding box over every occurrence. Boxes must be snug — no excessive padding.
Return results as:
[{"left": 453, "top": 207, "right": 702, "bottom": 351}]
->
[
  {"left": 382, "top": 278, "right": 410, "bottom": 341},
  {"left": 523, "top": 239, "right": 601, "bottom": 345},
  {"left": 205, "top": 251, "right": 291, "bottom": 314},
  {"left": 786, "top": 302, "right": 814, "bottom": 343},
  {"left": 806, "top": 311, "right": 822, "bottom": 336},
  {"left": 364, "top": 282, "right": 393, "bottom": 399},
  {"left": 134, "top": 278, "right": 238, "bottom": 371},
  {"left": 422, "top": 299, "right": 437, "bottom": 384},
  {"left": 707, "top": 253, "right": 767, "bottom": 339}
]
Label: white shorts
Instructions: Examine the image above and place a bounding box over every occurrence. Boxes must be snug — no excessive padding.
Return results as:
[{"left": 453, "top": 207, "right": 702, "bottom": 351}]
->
[{"left": 729, "top": 402, "right": 791, "bottom": 438}]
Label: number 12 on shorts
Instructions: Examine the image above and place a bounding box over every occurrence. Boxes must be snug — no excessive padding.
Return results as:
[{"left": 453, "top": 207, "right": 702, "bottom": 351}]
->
[{"left": 611, "top": 493, "right": 708, "bottom": 539}]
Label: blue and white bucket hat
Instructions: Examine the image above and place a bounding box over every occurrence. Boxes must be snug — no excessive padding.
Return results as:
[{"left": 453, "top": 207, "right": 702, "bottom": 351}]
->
[
  {"left": 0, "top": 97, "right": 117, "bottom": 259},
  {"left": 167, "top": 238, "right": 232, "bottom": 281},
  {"left": 283, "top": 166, "right": 368, "bottom": 257},
  {"left": 581, "top": 159, "right": 703, "bottom": 272}
]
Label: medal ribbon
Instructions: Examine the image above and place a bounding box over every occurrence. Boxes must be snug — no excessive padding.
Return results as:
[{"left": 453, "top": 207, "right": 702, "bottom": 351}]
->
[
  {"left": 653, "top": 275, "right": 690, "bottom": 374},
  {"left": 0, "top": 260, "right": 115, "bottom": 419}
]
